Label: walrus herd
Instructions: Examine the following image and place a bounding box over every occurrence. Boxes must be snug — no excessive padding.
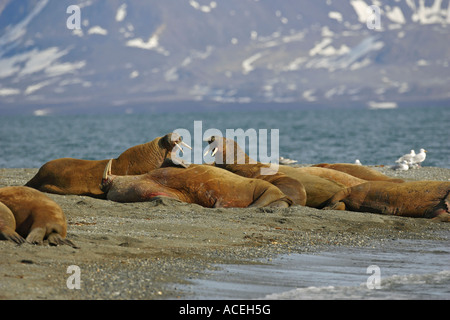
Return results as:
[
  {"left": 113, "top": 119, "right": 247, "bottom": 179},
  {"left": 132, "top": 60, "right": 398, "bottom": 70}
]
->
[{"left": 1, "top": 132, "right": 449, "bottom": 247}]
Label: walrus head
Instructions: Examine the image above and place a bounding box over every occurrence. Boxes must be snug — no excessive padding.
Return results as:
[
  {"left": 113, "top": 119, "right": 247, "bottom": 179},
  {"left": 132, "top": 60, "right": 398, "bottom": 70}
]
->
[
  {"left": 100, "top": 159, "right": 115, "bottom": 192},
  {"left": 161, "top": 133, "right": 192, "bottom": 154},
  {"left": 205, "top": 136, "right": 251, "bottom": 165},
  {"left": 204, "top": 136, "right": 219, "bottom": 157}
]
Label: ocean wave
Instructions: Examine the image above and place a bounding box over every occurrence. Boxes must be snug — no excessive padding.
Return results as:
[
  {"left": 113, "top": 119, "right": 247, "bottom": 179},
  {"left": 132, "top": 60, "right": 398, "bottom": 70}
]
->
[{"left": 262, "top": 270, "right": 450, "bottom": 300}]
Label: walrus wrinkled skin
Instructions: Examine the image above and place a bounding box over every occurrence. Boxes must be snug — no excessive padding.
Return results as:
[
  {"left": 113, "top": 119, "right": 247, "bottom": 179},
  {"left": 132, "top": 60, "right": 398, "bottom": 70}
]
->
[
  {"left": 100, "top": 160, "right": 293, "bottom": 208},
  {"left": 294, "top": 167, "right": 366, "bottom": 187},
  {"left": 312, "top": 163, "right": 404, "bottom": 183},
  {"left": 322, "top": 181, "right": 450, "bottom": 222},
  {"left": 215, "top": 163, "right": 307, "bottom": 206},
  {"left": 25, "top": 133, "right": 191, "bottom": 198},
  {"left": 0, "top": 186, "right": 78, "bottom": 247},
  {"left": 206, "top": 136, "right": 348, "bottom": 208}
]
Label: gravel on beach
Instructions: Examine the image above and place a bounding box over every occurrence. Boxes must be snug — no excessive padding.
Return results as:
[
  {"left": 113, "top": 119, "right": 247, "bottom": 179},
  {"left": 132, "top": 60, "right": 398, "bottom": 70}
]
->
[{"left": 0, "top": 165, "right": 449, "bottom": 300}]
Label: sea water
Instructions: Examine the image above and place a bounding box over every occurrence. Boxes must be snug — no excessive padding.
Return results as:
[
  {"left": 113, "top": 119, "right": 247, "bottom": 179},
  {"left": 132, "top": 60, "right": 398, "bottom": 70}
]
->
[
  {"left": 180, "top": 237, "right": 449, "bottom": 300},
  {"left": 0, "top": 106, "right": 449, "bottom": 168}
]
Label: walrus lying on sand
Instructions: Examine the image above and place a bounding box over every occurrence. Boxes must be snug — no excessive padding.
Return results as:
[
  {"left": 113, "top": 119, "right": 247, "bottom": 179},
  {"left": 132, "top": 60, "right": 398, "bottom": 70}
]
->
[
  {"left": 0, "top": 186, "right": 78, "bottom": 247},
  {"left": 100, "top": 160, "right": 293, "bottom": 208},
  {"left": 321, "top": 181, "right": 450, "bottom": 222},
  {"left": 216, "top": 164, "right": 307, "bottom": 206},
  {"left": 25, "top": 133, "right": 191, "bottom": 198},
  {"left": 312, "top": 163, "right": 404, "bottom": 183},
  {"left": 205, "top": 136, "right": 354, "bottom": 208}
]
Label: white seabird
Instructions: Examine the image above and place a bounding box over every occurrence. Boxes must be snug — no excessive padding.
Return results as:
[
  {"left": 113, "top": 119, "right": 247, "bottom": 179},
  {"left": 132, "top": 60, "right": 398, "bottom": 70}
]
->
[
  {"left": 391, "top": 160, "right": 409, "bottom": 171},
  {"left": 411, "top": 148, "right": 427, "bottom": 167},
  {"left": 396, "top": 150, "right": 415, "bottom": 164}
]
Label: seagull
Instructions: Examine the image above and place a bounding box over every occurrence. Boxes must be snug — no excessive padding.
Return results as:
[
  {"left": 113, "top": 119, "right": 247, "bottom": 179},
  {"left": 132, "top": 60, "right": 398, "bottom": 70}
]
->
[
  {"left": 396, "top": 150, "right": 415, "bottom": 164},
  {"left": 279, "top": 157, "right": 298, "bottom": 165},
  {"left": 412, "top": 148, "right": 427, "bottom": 167},
  {"left": 354, "top": 159, "right": 362, "bottom": 165},
  {"left": 391, "top": 160, "right": 409, "bottom": 171}
]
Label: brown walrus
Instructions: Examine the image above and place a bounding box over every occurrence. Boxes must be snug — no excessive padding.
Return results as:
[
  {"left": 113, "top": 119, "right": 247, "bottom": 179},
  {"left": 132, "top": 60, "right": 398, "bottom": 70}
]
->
[
  {"left": 205, "top": 136, "right": 347, "bottom": 208},
  {"left": 0, "top": 186, "right": 78, "bottom": 247},
  {"left": 312, "top": 163, "right": 404, "bottom": 183},
  {"left": 100, "top": 159, "right": 293, "bottom": 208},
  {"left": 25, "top": 133, "right": 191, "bottom": 198},
  {"left": 295, "top": 167, "right": 366, "bottom": 187},
  {"left": 321, "top": 181, "right": 450, "bottom": 222},
  {"left": 163, "top": 157, "right": 307, "bottom": 206},
  {"left": 201, "top": 136, "right": 307, "bottom": 205}
]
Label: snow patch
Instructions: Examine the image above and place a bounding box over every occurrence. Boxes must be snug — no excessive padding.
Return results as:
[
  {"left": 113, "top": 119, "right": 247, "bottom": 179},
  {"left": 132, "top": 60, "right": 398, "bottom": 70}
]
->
[
  {"left": 410, "top": 0, "right": 449, "bottom": 24},
  {"left": 350, "top": 0, "right": 371, "bottom": 23},
  {"left": 303, "top": 90, "right": 317, "bottom": 102},
  {"left": 386, "top": 6, "right": 406, "bottom": 24},
  {"left": 126, "top": 25, "right": 169, "bottom": 56},
  {"left": 0, "top": 0, "right": 49, "bottom": 54},
  {"left": 329, "top": 11, "right": 343, "bottom": 22},
  {"left": 116, "top": 4, "right": 127, "bottom": 22},
  {"left": 129, "top": 70, "right": 139, "bottom": 79},
  {"left": 310, "top": 38, "right": 350, "bottom": 57},
  {"left": 24, "top": 81, "right": 52, "bottom": 95},
  {"left": 18, "top": 47, "right": 69, "bottom": 77},
  {"left": 45, "top": 61, "right": 86, "bottom": 77},
  {"left": 88, "top": 26, "right": 108, "bottom": 36},
  {"left": 0, "top": 88, "right": 20, "bottom": 96},
  {"left": 164, "top": 67, "right": 179, "bottom": 82},
  {"left": 242, "top": 53, "right": 263, "bottom": 75},
  {"left": 416, "top": 59, "right": 429, "bottom": 66},
  {"left": 305, "top": 36, "right": 383, "bottom": 71},
  {"left": 189, "top": 1, "right": 217, "bottom": 13},
  {"left": 283, "top": 57, "right": 307, "bottom": 71},
  {"left": 33, "top": 108, "right": 52, "bottom": 116}
]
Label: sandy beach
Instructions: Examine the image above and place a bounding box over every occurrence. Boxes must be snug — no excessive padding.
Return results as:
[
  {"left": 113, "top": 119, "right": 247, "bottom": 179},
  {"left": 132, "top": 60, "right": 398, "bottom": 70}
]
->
[{"left": 0, "top": 165, "right": 449, "bottom": 300}]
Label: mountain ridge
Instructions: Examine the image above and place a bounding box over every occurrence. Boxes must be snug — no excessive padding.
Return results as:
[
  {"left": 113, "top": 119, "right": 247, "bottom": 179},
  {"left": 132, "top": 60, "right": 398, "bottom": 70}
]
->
[{"left": 0, "top": 0, "right": 449, "bottom": 115}]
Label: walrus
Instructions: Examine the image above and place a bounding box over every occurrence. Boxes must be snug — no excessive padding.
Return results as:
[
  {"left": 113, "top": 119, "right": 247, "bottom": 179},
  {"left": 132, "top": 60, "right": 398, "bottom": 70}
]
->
[
  {"left": 312, "top": 163, "right": 404, "bottom": 183},
  {"left": 162, "top": 158, "right": 307, "bottom": 206},
  {"left": 321, "top": 181, "right": 450, "bottom": 222},
  {"left": 0, "top": 186, "right": 78, "bottom": 247},
  {"left": 205, "top": 136, "right": 347, "bottom": 208},
  {"left": 25, "top": 133, "right": 191, "bottom": 198},
  {"left": 100, "top": 160, "right": 293, "bottom": 208},
  {"left": 294, "top": 167, "right": 366, "bottom": 187}
]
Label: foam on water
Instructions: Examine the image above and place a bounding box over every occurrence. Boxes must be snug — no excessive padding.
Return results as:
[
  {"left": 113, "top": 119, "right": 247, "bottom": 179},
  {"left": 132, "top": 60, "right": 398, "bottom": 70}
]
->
[
  {"left": 181, "top": 238, "right": 450, "bottom": 300},
  {"left": 264, "top": 270, "right": 450, "bottom": 300}
]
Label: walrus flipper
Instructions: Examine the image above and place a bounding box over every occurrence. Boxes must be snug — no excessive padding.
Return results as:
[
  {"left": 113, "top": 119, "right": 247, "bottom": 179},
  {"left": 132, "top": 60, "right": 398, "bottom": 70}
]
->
[
  {"left": 25, "top": 227, "right": 46, "bottom": 245},
  {"left": 47, "top": 233, "right": 79, "bottom": 248},
  {"left": 25, "top": 227, "right": 79, "bottom": 248},
  {"left": 0, "top": 203, "right": 26, "bottom": 245},
  {"left": 248, "top": 192, "right": 292, "bottom": 208},
  {"left": 431, "top": 193, "right": 450, "bottom": 222},
  {"left": 0, "top": 228, "right": 26, "bottom": 245}
]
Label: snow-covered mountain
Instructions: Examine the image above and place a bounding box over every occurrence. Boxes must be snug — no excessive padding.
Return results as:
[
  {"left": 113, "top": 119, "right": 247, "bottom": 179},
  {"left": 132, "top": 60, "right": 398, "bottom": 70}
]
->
[{"left": 0, "top": 0, "right": 449, "bottom": 114}]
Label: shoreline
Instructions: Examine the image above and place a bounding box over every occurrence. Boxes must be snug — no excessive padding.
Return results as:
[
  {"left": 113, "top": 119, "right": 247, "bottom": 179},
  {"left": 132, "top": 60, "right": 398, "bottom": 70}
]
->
[{"left": 0, "top": 166, "right": 449, "bottom": 300}]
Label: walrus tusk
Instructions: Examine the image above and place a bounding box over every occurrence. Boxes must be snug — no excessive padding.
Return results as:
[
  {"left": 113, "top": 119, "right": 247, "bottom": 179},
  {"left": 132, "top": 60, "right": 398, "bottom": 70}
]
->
[
  {"left": 103, "top": 159, "right": 113, "bottom": 180},
  {"left": 204, "top": 147, "right": 218, "bottom": 157},
  {"left": 175, "top": 143, "right": 184, "bottom": 154},
  {"left": 180, "top": 141, "right": 192, "bottom": 150}
]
